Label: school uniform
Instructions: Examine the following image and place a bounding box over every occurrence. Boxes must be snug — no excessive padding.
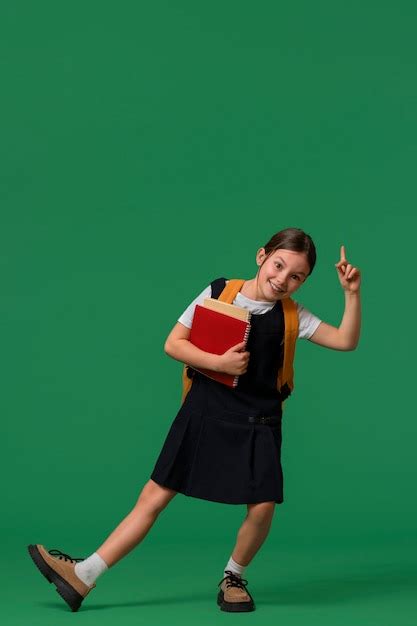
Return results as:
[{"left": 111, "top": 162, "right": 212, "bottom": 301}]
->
[{"left": 150, "top": 277, "right": 321, "bottom": 505}]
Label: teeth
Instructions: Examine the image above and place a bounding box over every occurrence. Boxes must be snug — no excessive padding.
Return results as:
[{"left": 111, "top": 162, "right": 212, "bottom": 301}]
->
[{"left": 270, "top": 281, "right": 284, "bottom": 293}]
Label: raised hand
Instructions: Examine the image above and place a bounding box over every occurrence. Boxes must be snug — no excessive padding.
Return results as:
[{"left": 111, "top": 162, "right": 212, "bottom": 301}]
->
[{"left": 334, "top": 245, "right": 361, "bottom": 293}]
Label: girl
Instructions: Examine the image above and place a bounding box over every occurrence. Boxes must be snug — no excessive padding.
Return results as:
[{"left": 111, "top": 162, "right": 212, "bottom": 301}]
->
[{"left": 28, "top": 227, "right": 361, "bottom": 613}]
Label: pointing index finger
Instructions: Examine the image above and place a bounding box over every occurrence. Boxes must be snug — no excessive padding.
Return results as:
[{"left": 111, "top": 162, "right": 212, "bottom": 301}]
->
[{"left": 340, "top": 244, "right": 347, "bottom": 262}]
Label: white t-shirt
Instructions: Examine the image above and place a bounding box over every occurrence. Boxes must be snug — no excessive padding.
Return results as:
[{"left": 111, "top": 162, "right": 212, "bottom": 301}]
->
[{"left": 177, "top": 282, "right": 322, "bottom": 340}]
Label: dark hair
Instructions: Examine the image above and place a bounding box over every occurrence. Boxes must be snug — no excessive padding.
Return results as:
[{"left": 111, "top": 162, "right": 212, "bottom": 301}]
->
[{"left": 260, "top": 227, "right": 317, "bottom": 277}]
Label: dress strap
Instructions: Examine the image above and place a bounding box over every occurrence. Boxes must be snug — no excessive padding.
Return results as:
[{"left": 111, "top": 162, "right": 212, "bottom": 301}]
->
[{"left": 210, "top": 277, "right": 227, "bottom": 300}]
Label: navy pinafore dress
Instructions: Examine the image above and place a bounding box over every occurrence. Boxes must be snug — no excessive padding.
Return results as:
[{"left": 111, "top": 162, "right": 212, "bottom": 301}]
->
[{"left": 150, "top": 277, "right": 286, "bottom": 505}]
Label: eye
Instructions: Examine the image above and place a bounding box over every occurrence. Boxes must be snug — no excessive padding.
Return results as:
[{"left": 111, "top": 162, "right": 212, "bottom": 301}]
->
[{"left": 274, "top": 262, "right": 302, "bottom": 281}]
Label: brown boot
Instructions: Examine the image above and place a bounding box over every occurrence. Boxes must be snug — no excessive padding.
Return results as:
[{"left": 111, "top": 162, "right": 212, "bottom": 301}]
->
[
  {"left": 28, "top": 544, "right": 96, "bottom": 612},
  {"left": 217, "top": 570, "right": 255, "bottom": 612}
]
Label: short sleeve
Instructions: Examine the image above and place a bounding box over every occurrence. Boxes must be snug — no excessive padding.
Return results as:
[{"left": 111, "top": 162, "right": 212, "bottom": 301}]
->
[
  {"left": 177, "top": 284, "right": 212, "bottom": 329},
  {"left": 295, "top": 301, "right": 322, "bottom": 339}
]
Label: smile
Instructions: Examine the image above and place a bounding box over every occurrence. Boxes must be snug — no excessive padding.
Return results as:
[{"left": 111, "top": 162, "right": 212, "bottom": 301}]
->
[{"left": 269, "top": 280, "right": 285, "bottom": 294}]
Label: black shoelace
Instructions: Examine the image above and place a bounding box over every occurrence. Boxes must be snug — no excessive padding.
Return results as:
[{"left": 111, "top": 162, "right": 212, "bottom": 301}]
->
[
  {"left": 218, "top": 570, "right": 249, "bottom": 590},
  {"left": 48, "top": 549, "right": 84, "bottom": 563}
]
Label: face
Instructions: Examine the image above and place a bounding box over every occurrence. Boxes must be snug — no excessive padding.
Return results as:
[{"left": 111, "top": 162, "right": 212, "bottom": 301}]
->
[{"left": 255, "top": 248, "right": 310, "bottom": 301}]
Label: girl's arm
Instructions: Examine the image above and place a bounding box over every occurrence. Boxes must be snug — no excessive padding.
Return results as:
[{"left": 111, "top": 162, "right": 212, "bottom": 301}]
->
[
  {"left": 164, "top": 322, "right": 222, "bottom": 371},
  {"left": 308, "top": 292, "right": 361, "bottom": 350},
  {"left": 308, "top": 245, "right": 361, "bottom": 351},
  {"left": 164, "top": 322, "right": 249, "bottom": 375}
]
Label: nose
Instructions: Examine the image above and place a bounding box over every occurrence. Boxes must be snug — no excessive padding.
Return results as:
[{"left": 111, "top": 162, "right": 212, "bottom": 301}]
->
[{"left": 275, "top": 273, "right": 288, "bottom": 290}]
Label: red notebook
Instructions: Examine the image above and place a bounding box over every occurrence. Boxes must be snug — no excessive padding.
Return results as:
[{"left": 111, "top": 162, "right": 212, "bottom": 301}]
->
[{"left": 189, "top": 302, "right": 251, "bottom": 387}]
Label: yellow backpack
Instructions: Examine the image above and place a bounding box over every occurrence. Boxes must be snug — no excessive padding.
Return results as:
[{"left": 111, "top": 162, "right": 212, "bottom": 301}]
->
[{"left": 181, "top": 279, "right": 299, "bottom": 409}]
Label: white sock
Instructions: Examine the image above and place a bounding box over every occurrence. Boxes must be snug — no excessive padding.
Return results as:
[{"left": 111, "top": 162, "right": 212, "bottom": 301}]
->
[
  {"left": 74, "top": 552, "right": 108, "bottom": 587},
  {"left": 224, "top": 556, "right": 246, "bottom": 579}
]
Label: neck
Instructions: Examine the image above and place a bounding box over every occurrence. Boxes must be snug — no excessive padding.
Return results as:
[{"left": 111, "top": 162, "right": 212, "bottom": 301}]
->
[{"left": 240, "top": 278, "right": 271, "bottom": 302}]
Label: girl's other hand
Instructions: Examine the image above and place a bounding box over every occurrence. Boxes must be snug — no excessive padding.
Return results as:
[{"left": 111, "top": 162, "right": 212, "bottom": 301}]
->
[
  {"left": 335, "top": 245, "right": 361, "bottom": 293},
  {"left": 217, "top": 341, "right": 250, "bottom": 375}
]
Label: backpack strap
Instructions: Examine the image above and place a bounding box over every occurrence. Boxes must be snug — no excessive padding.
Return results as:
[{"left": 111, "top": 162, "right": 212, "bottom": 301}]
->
[
  {"left": 217, "top": 279, "right": 245, "bottom": 303},
  {"left": 278, "top": 298, "right": 299, "bottom": 402}
]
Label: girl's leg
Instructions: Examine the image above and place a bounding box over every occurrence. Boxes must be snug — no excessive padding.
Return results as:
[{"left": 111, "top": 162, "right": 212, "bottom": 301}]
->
[
  {"left": 28, "top": 479, "right": 178, "bottom": 612},
  {"left": 95, "top": 479, "right": 178, "bottom": 567},
  {"left": 230, "top": 501, "right": 276, "bottom": 567}
]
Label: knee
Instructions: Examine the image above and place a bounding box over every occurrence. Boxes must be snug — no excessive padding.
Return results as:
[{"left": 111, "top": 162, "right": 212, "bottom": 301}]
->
[
  {"left": 246, "top": 501, "right": 276, "bottom": 526},
  {"left": 134, "top": 479, "right": 177, "bottom": 515}
]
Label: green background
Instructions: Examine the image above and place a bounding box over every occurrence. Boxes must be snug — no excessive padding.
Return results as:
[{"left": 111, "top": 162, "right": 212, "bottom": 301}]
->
[{"left": 1, "top": 1, "right": 416, "bottom": 624}]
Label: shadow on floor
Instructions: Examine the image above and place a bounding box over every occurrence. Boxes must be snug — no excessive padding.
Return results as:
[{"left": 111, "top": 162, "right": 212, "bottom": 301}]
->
[{"left": 37, "top": 561, "right": 417, "bottom": 612}]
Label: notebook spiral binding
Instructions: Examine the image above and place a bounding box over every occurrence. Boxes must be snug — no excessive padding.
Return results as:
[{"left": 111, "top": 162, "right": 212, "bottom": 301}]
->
[{"left": 232, "top": 318, "right": 252, "bottom": 387}]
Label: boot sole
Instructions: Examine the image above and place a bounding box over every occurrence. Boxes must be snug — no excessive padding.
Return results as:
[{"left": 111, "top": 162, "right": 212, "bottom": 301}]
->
[
  {"left": 217, "top": 589, "right": 255, "bottom": 612},
  {"left": 27, "top": 544, "right": 84, "bottom": 612}
]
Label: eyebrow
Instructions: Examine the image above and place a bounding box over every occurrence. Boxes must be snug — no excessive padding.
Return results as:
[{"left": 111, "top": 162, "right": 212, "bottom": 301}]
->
[{"left": 276, "top": 256, "right": 307, "bottom": 277}]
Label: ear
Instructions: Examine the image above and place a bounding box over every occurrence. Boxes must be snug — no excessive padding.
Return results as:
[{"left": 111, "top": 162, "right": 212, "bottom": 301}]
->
[{"left": 256, "top": 247, "right": 266, "bottom": 266}]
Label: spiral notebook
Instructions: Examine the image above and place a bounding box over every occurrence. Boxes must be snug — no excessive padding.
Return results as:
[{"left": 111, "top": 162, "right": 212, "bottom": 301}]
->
[{"left": 188, "top": 298, "right": 251, "bottom": 387}]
